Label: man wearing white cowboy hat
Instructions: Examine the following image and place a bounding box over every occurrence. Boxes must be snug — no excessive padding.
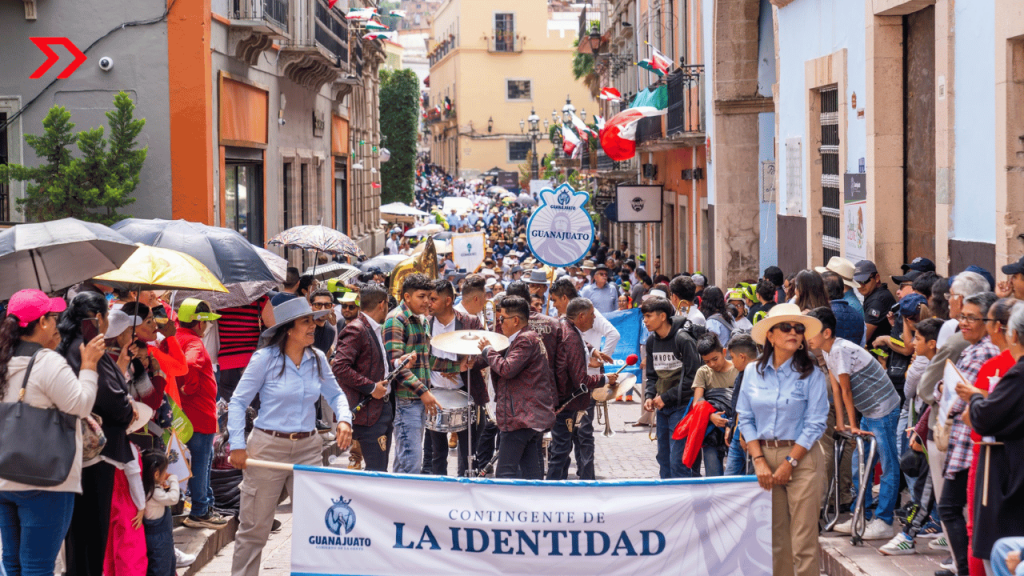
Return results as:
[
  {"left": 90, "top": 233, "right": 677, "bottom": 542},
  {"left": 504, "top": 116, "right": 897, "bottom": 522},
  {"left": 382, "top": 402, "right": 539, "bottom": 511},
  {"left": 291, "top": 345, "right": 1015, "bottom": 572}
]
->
[
  {"left": 814, "top": 256, "right": 864, "bottom": 315},
  {"left": 738, "top": 303, "right": 829, "bottom": 576}
]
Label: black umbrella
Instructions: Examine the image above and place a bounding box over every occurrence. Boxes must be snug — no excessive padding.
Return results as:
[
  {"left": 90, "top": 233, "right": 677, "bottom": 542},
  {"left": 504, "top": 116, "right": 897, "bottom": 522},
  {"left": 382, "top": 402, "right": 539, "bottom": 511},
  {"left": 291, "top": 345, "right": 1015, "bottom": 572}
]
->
[
  {"left": 0, "top": 218, "right": 138, "bottom": 300},
  {"left": 112, "top": 218, "right": 277, "bottom": 284},
  {"left": 359, "top": 254, "right": 408, "bottom": 274}
]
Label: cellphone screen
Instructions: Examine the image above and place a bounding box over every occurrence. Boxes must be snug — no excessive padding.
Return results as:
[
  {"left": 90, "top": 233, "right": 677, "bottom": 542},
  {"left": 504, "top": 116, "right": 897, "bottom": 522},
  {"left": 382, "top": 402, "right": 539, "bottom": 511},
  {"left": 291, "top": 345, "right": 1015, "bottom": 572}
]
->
[{"left": 81, "top": 318, "right": 100, "bottom": 342}]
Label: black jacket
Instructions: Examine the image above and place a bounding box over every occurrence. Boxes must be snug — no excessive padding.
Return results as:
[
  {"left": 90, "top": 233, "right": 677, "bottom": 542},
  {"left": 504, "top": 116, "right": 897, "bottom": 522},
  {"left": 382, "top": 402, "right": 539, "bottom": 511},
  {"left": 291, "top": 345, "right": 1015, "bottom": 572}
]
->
[
  {"left": 644, "top": 316, "right": 702, "bottom": 409},
  {"left": 65, "top": 336, "right": 135, "bottom": 464}
]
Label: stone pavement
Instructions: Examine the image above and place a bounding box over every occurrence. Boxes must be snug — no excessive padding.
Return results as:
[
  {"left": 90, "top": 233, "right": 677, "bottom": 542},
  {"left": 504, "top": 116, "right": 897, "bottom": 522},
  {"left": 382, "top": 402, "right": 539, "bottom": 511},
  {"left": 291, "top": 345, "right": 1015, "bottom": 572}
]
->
[{"left": 182, "top": 400, "right": 941, "bottom": 576}]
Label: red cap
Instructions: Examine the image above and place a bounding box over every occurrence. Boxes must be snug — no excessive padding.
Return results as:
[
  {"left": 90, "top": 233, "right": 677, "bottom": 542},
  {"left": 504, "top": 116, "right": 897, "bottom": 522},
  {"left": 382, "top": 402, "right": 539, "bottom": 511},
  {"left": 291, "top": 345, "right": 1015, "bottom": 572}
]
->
[{"left": 7, "top": 289, "right": 67, "bottom": 327}]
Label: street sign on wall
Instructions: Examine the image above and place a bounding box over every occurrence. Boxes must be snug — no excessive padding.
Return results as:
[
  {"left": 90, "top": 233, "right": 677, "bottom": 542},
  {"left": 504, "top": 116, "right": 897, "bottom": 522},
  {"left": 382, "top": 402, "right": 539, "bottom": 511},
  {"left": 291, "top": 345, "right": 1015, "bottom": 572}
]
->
[{"left": 614, "top": 185, "right": 663, "bottom": 223}]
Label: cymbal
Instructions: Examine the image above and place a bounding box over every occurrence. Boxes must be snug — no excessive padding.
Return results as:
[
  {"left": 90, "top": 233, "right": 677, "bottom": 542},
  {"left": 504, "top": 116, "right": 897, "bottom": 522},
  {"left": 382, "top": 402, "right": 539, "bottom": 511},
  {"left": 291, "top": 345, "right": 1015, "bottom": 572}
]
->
[
  {"left": 591, "top": 373, "right": 637, "bottom": 402},
  {"left": 431, "top": 330, "right": 509, "bottom": 356}
]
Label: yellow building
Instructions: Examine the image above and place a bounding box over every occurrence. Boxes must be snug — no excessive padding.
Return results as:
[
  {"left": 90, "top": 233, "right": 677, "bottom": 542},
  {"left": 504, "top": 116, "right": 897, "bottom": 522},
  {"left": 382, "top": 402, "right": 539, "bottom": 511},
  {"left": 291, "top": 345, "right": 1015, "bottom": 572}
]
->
[{"left": 426, "top": 0, "right": 598, "bottom": 180}]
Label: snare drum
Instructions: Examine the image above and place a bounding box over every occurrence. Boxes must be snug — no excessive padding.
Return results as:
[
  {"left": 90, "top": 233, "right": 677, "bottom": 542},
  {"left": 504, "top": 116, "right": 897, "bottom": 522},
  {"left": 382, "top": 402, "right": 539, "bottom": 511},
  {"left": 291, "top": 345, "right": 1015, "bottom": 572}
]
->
[{"left": 425, "top": 389, "right": 474, "bottom": 433}]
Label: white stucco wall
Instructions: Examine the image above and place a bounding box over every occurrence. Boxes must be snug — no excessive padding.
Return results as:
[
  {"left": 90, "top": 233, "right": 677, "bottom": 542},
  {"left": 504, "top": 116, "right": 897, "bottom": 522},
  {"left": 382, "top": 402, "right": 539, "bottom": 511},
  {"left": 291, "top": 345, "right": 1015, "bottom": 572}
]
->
[
  {"left": 952, "top": 0, "right": 996, "bottom": 244},
  {"left": 774, "top": 0, "right": 866, "bottom": 216}
]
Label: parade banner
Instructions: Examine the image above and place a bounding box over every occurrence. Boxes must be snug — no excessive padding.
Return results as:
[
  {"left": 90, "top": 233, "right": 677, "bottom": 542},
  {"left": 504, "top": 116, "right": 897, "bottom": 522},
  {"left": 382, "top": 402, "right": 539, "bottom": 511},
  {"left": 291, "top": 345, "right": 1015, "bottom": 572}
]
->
[
  {"left": 291, "top": 468, "right": 772, "bottom": 576},
  {"left": 603, "top": 307, "right": 644, "bottom": 380},
  {"left": 451, "top": 232, "right": 486, "bottom": 272},
  {"left": 526, "top": 183, "right": 595, "bottom": 268}
]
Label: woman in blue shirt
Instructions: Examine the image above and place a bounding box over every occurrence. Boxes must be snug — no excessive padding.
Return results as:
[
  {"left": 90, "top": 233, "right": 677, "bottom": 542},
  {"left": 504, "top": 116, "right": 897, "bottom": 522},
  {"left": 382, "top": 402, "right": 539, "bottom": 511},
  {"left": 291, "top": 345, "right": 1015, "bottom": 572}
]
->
[
  {"left": 738, "top": 303, "right": 829, "bottom": 576},
  {"left": 227, "top": 298, "right": 353, "bottom": 576}
]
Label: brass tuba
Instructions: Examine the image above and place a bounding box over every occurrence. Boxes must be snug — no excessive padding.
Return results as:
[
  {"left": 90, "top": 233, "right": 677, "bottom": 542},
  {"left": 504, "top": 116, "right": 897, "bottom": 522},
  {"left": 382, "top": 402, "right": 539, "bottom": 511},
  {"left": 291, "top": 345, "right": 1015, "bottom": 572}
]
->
[{"left": 389, "top": 234, "right": 439, "bottom": 300}]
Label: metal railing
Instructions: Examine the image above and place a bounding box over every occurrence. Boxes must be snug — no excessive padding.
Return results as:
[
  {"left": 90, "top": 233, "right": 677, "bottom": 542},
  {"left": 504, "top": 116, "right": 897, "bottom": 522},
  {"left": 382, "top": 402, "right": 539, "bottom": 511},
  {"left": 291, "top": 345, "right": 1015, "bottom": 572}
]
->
[
  {"left": 666, "top": 65, "right": 705, "bottom": 135},
  {"left": 595, "top": 148, "right": 637, "bottom": 173},
  {"left": 488, "top": 31, "right": 522, "bottom": 53},
  {"left": 314, "top": 0, "right": 348, "bottom": 63},
  {"left": 636, "top": 115, "right": 663, "bottom": 145},
  {"left": 231, "top": 0, "right": 289, "bottom": 32}
]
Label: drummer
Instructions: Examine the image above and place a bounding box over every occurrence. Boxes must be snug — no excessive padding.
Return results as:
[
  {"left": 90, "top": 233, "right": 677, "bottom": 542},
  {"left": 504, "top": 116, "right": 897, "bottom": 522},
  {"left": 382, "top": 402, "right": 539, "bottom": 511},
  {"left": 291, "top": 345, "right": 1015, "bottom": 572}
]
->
[{"left": 426, "top": 280, "right": 488, "bottom": 476}]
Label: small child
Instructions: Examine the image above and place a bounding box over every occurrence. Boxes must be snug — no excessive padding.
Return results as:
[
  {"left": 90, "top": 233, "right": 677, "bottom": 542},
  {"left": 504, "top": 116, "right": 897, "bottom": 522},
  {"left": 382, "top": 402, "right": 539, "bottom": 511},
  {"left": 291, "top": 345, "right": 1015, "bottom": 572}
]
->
[
  {"left": 105, "top": 406, "right": 150, "bottom": 576},
  {"left": 142, "top": 450, "right": 180, "bottom": 576},
  {"left": 693, "top": 332, "right": 740, "bottom": 477}
]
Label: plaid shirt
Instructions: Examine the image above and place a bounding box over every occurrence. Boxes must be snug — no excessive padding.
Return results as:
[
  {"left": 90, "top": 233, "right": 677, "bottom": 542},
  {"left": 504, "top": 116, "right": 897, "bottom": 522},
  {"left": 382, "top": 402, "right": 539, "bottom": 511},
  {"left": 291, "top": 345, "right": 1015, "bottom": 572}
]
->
[
  {"left": 384, "top": 301, "right": 430, "bottom": 399},
  {"left": 943, "top": 335, "right": 998, "bottom": 479}
]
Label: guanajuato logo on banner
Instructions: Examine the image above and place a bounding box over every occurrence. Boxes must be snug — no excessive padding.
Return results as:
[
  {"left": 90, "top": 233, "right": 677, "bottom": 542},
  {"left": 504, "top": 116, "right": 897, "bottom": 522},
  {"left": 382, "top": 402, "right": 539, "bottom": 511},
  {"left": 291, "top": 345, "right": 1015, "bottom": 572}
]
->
[
  {"left": 526, "top": 183, "right": 595, "bottom": 268},
  {"left": 312, "top": 495, "right": 371, "bottom": 550}
]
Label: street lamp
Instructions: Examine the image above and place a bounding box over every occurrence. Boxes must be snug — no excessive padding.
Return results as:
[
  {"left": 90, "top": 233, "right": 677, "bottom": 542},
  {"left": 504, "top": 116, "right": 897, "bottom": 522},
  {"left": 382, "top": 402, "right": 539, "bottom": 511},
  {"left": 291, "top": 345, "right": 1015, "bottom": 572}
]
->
[
  {"left": 561, "top": 95, "right": 575, "bottom": 124},
  {"left": 521, "top": 107, "right": 543, "bottom": 179}
]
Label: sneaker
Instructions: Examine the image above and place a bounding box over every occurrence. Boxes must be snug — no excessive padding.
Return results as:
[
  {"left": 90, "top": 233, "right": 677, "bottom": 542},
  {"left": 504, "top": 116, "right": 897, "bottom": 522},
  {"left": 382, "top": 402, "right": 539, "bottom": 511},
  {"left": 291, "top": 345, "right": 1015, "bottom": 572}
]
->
[
  {"left": 934, "top": 570, "right": 954, "bottom": 576},
  {"left": 271, "top": 518, "right": 282, "bottom": 533},
  {"left": 929, "top": 536, "right": 949, "bottom": 550},
  {"left": 614, "top": 395, "right": 625, "bottom": 402},
  {"left": 879, "top": 532, "right": 916, "bottom": 556},
  {"left": 918, "top": 520, "right": 943, "bottom": 538},
  {"left": 624, "top": 395, "right": 634, "bottom": 402},
  {"left": 862, "top": 518, "right": 895, "bottom": 540},
  {"left": 449, "top": 433, "right": 458, "bottom": 449},
  {"left": 174, "top": 548, "right": 197, "bottom": 568},
  {"left": 831, "top": 518, "right": 853, "bottom": 534},
  {"left": 939, "top": 557, "right": 955, "bottom": 571},
  {"left": 183, "top": 512, "right": 230, "bottom": 529}
]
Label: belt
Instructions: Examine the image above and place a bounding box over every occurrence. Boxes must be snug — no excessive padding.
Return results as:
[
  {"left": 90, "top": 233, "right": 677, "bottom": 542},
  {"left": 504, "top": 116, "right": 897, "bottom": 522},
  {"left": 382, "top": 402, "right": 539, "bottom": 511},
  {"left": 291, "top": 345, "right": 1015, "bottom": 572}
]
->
[
  {"left": 256, "top": 428, "right": 317, "bottom": 441},
  {"left": 761, "top": 439, "right": 796, "bottom": 448}
]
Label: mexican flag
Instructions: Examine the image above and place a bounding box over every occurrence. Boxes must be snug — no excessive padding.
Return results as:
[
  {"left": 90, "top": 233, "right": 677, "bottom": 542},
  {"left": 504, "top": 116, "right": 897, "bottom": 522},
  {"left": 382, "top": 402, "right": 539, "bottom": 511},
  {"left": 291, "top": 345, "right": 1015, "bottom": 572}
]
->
[
  {"left": 389, "top": 9, "right": 407, "bottom": 18},
  {"left": 638, "top": 48, "right": 672, "bottom": 77},
  {"left": 346, "top": 7, "right": 376, "bottom": 20},
  {"left": 570, "top": 113, "right": 597, "bottom": 140},
  {"left": 600, "top": 87, "right": 622, "bottom": 101},
  {"left": 365, "top": 20, "right": 389, "bottom": 31},
  {"left": 598, "top": 107, "right": 666, "bottom": 161},
  {"left": 561, "top": 124, "right": 581, "bottom": 157}
]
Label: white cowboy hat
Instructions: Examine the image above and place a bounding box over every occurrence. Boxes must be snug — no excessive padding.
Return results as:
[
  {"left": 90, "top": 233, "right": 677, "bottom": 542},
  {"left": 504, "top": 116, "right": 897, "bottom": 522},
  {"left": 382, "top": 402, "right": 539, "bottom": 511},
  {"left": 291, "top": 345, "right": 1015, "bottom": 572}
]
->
[
  {"left": 127, "top": 401, "right": 154, "bottom": 434},
  {"left": 814, "top": 256, "right": 861, "bottom": 290},
  {"left": 750, "top": 303, "right": 822, "bottom": 346}
]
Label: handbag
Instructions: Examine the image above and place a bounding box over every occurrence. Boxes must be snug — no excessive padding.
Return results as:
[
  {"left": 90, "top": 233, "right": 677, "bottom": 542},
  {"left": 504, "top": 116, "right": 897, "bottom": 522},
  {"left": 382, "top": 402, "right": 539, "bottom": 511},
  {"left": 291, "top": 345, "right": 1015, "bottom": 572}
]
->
[
  {"left": 899, "top": 433, "right": 928, "bottom": 477},
  {"left": 934, "top": 415, "right": 955, "bottom": 452},
  {"left": 81, "top": 413, "right": 106, "bottom": 462},
  {"left": 0, "top": 351, "right": 79, "bottom": 487}
]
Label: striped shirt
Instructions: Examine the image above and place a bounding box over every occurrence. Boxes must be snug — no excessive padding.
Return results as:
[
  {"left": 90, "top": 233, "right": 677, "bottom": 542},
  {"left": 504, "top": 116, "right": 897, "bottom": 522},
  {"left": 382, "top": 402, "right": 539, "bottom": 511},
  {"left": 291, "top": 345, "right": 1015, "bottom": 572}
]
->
[
  {"left": 944, "top": 336, "right": 999, "bottom": 479},
  {"left": 383, "top": 301, "right": 430, "bottom": 399},
  {"left": 216, "top": 296, "right": 268, "bottom": 371},
  {"left": 825, "top": 337, "right": 900, "bottom": 419}
]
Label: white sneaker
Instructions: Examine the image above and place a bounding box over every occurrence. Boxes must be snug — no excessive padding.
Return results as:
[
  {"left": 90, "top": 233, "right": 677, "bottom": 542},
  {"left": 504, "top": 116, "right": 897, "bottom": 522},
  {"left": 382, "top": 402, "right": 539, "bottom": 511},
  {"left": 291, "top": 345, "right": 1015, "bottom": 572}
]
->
[
  {"left": 929, "top": 536, "right": 949, "bottom": 550},
  {"left": 879, "top": 532, "right": 916, "bottom": 555},
  {"left": 174, "top": 548, "right": 197, "bottom": 568},
  {"left": 831, "top": 518, "right": 853, "bottom": 534},
  {"left": 862, "top": 518, "right": 895, "bottom": 540}
]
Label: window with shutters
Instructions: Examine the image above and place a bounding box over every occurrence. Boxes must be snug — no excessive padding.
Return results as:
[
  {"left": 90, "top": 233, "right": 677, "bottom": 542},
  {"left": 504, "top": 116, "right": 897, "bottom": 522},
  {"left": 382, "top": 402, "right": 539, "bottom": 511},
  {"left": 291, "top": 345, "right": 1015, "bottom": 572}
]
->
[{"left": 819, "top": 87, "right": 840, "bottom": 264}]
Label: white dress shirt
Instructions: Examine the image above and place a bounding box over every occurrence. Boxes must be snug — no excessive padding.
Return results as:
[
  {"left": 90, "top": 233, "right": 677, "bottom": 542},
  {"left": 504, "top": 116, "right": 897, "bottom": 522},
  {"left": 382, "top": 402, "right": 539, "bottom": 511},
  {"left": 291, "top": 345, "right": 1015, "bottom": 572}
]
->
[
  {"left": 583, "top": 310, "right": 620, "bottom": 376},
  {"left": 365, "top": 314, "right": 392, "bottom": 392},
  {"left": 430, "top": 315, "right": 461, "bottom": 390}
]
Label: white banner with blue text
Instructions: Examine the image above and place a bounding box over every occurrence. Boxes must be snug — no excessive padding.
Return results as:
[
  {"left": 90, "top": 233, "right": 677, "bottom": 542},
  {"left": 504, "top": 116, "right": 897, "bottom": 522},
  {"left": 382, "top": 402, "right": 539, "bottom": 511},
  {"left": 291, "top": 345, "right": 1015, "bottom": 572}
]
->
[{"left": 290, "top": 467, "right": 772, "bottom": 576}]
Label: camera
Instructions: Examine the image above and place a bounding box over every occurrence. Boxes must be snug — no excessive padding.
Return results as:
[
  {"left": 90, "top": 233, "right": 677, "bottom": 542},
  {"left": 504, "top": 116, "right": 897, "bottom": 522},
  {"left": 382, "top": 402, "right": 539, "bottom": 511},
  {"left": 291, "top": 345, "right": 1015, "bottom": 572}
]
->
[{"left": 98, "top": 57, "right": 114, "bottom": 71}]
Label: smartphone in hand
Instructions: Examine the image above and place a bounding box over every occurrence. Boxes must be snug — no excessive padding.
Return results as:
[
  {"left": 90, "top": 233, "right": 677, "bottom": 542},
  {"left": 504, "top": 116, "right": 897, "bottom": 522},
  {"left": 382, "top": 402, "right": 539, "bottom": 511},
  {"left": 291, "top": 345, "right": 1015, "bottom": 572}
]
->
[{"left": 81, "top": 318, "right": 101, "bottom": 342}]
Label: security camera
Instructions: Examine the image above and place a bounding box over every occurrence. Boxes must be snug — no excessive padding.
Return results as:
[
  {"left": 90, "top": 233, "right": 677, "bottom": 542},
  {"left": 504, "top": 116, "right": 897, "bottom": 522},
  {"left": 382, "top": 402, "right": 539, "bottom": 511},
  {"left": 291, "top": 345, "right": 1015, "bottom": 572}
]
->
[
  {"left": 278, "top": 117, "right": 286, "bottom": 126},
  {"left": 98, "top": 57, "right": 113, "bottom": 71}
]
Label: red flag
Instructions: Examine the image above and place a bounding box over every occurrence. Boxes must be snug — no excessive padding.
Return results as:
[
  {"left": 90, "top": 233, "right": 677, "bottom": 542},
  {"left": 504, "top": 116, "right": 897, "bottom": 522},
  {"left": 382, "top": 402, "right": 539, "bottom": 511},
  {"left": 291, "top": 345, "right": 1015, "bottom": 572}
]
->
[{"left": 598, "top": 107, "right": 665, "bottom": 161}]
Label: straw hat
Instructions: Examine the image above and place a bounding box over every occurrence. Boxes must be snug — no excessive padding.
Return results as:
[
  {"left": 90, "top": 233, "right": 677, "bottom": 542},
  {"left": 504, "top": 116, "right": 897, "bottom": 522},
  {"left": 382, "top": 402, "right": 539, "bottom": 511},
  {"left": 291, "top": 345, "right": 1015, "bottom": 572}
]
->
[
  {"left": 750, "top": 303, "right": 822, "bottom": 346},
  {"left": 127, "top": 401, "right": 154, "bottom": 434},
  {"left": 814, "top": 256, "right": 860, "bottom": 289}
]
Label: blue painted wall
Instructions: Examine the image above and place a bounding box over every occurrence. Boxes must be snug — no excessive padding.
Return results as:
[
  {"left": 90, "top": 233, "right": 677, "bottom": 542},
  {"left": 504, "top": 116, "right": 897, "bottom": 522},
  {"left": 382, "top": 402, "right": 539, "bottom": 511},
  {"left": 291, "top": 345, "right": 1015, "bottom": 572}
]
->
[
  {"left": 757, "top": 0, "right": 776, "bottom": 98},
  {"left": 759, "top": 112, "right": 778, "bottom": 269},
  {"left": 952, "top": 0, "right": 996, "bottom": 244},
  {"left": 774, "top": 0, "right": 866, "bottom": 217}
]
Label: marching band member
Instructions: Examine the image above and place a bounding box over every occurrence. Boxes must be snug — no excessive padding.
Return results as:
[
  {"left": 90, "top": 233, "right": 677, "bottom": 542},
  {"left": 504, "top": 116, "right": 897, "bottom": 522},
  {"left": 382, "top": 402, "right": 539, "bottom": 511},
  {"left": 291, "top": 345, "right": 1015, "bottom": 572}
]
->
[
  {"left": 548, "top": 298, "right": 616, "bottom": 480},
  {"left": 477, "top": 296, "right": 556, "bottom": 479},
  {"left": 426, "top": 280, "right": 487, "bottom": 476},
  {"left": 332, "top": 284, "right": 415, "bottom": 472},
  {"left": 383, "top": 274, "right": 442, "bottom": 475}
]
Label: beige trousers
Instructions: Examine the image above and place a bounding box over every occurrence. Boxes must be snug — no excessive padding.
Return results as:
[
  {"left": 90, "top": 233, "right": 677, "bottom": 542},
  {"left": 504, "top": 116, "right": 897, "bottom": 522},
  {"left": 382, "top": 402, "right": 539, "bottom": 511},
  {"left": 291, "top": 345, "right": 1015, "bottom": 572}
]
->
[
  {"left": 764, "top": 445, "right": 824, "bottom": 576},
  {"left": 231, "top": 431, "right": 322, "bottom": 576}
]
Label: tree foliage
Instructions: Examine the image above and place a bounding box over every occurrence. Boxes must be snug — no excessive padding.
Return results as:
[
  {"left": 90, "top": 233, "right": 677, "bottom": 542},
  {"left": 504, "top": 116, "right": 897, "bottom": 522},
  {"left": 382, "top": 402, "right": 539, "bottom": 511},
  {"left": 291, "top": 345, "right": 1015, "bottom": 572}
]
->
[
  {"left": 571, "top": 38, "right": 600, "bottom": 99},
  {"left": 379, "top": 68, "right": 419, "bottom": 205},
  {"left": 0, "top": 91, "right": 146, "bottom": 224}
]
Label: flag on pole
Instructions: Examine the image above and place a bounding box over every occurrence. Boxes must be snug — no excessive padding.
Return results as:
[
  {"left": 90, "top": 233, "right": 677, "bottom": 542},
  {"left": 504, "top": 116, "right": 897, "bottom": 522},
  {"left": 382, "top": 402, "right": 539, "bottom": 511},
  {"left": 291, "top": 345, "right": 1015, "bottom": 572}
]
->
[
  {"left": 600, "top": 87, "right": 622, "bottom": 101},
  {"left": 594, "top": 115, "right": 605, "bottom": 131},
  {"left": 561, "top": 124, "right": 581, "bottom": 157},
  {"left": 362, "top": 31, "right": 390, "bottom": 40},
  {"left": 346, "top": 7, "right": 377, "bottom": 20},
  {"left": 365, "top": 19, "right": 389, "bottom": 31},
  {"left": 638, "top": 48, "right": 672, "bottom": 77},
  {"left": 389, "top": 9, "right": 407, "bottom": 18},
  {"left": 598, "top": 107, "right": 666, "bottom": 161},
  {"left": 570, "top": 113, "right": 597, "bottom": 140}
]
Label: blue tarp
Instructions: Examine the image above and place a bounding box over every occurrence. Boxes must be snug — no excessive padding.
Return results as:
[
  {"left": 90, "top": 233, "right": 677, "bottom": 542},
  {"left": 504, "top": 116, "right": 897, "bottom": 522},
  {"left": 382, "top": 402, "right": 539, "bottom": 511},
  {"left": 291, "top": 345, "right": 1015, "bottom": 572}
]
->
[{"left": 602, "top": 307, "right": 645, "bottom": 381}]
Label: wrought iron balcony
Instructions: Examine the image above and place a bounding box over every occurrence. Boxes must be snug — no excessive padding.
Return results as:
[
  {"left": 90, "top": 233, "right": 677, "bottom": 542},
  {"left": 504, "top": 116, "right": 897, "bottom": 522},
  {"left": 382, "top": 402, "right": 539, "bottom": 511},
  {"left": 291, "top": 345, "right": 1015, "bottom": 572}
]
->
[
  {"left": 636, "top": 115, "right": 663, "bottom": 145},
  {"left": 487, "top": 30, "right": 523, "bottom": 53},
  {"left": 278, "top": 0, "right": 349, "bottom": 90},
  {"left": 666, "top": 65, "right": 705, "bottom": 136},
  {"left": 227, "top": 0, "right": 289, "bottom": 65}
]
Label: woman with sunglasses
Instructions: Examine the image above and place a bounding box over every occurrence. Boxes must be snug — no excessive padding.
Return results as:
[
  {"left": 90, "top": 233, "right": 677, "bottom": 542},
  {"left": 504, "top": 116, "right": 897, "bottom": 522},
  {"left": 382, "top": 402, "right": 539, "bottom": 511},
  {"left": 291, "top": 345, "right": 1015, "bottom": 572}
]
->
[{"left": 737, "top": 303, "right": 829, "bottom": 576}]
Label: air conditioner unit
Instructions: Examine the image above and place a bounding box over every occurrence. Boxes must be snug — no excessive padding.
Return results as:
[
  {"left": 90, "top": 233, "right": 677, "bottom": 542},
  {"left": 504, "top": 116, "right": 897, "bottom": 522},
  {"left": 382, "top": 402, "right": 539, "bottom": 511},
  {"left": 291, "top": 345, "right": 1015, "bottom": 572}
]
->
[{"left": 642, "top": 163, "right": 657, "bottom": 179}]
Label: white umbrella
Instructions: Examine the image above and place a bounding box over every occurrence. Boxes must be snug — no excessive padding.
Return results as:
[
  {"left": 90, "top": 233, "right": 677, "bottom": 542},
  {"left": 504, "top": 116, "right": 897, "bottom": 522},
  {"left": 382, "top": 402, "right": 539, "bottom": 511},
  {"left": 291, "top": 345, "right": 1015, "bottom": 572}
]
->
[
  {"left": 516, "top": 193, "right": 538, "bottom": 206},
  {"left": 303, "top": 261, "right": 361, "bottom": 281},
  {"left": 442, "top": 196, "right": 474, "bottom": 216},
  {"left": 413, "top": 239, "right": 450, "bottom": 255},
  {"left": 487, "top": 186, "right": 509, "bottom": 195},
  {"left": 404, "top": 224, "right": 444, "bottom": 237},
  {"left": 380, "top": 202, "right": 429, "bottom": 217}
]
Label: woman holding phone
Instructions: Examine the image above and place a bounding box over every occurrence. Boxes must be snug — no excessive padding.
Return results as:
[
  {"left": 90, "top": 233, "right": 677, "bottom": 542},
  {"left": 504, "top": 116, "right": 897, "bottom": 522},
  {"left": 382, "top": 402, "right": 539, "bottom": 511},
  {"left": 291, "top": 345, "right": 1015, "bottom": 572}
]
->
[{"left": 58, "top": 292, "right": 137, "bottom": 576}]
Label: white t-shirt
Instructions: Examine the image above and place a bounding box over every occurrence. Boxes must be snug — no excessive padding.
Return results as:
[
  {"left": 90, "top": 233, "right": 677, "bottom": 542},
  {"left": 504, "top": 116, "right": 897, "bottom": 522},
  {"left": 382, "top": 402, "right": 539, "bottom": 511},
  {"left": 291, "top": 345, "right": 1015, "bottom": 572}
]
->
[
  {"left": 430, "top": 315, "right": 461, "bottom": 390},
  {"left": 937, "top": 317, "right": 960, "bottom": 349},
  {"left": 677, "top": 303, "right": 706, "bottom": 326}
]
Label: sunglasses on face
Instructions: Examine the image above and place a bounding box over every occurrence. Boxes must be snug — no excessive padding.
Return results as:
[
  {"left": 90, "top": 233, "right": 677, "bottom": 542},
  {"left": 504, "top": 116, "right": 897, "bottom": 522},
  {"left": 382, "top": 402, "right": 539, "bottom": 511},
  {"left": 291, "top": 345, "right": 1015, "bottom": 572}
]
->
[
  {"left": 772, "top": 322, "right": 806, "bottom": 335},
  {"left": 340, "top": 304, "right": 359, "bottom": 310},
  {"left": 311, "top": 302, "right": 334, "bottom": 310}
]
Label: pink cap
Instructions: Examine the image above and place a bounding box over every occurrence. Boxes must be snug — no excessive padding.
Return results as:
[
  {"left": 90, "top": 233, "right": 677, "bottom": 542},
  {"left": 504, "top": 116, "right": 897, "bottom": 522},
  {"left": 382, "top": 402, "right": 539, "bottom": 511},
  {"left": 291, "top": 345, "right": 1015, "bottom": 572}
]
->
[{"left": 7, "top": 289, "right": 67, "bottom": 327}]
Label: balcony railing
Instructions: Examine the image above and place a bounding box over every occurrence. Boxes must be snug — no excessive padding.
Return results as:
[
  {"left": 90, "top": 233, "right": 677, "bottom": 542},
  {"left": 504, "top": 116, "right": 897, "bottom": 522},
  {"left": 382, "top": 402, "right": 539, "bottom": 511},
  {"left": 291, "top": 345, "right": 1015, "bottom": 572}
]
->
[
  {"left": 666, "top": 65, "right": 706, "bottom": 136},
  {"left": 231, "top": 0, "right": 289, "bottom": 33},
  {"left": 636, "top": 115, "right": 663, "bottom": 145},
  {"left": 488, "top": 31, "right": 522, "bottom": 53},
  {"left": 595, "top": 148, "right": 637, "bottom": 174},
  {"left": 314, "top": 0, "right": 348, "bottom": 64}
]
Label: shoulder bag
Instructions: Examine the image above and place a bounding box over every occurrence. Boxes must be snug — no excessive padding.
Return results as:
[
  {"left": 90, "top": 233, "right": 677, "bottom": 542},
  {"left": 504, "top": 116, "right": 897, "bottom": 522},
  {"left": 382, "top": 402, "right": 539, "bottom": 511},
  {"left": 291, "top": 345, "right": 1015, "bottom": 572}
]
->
[{"left": 0, "top": 351, "right": 79, "bottom": 486}]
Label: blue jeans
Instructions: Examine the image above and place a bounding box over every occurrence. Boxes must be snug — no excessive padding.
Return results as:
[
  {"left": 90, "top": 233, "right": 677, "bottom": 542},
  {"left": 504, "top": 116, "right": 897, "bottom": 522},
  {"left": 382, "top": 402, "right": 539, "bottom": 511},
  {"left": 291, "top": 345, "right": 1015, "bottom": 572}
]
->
[
  {"left": 990, "top": 536, "right": 1024, "bottom": 576},
  {"left": 0, "top": 490, "right": 75, "bottom": 576},
  {"left": 655, "top": 404, "right": 697, "bottom": 478},
  {"left": 144, "top": 509, "right": 175, "bottom": 576},
  {"left": 853, "top": 404, "right": 901, "bottom": 525},
  {"left": 701, "top": 444, "right": 725, "bottom": 477},
  {"left": 393, "top": 399, "right": 426, "bottom": 474},
  {"left": 186, "top": 432, "right": 216, "bottom": 518},
  {"left": 725, "top": 430, "right": 751, "bottom": 475}
]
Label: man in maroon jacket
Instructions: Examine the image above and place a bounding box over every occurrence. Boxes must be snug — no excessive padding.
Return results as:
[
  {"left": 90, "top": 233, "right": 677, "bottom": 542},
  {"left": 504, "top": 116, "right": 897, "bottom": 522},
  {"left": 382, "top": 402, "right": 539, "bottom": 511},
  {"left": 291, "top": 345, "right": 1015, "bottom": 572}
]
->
[
  {"left": 331, "top": 284, "right": 415, "bottom": 471},
  {"left": 547, "top": 297, "right": 617, "bottom": 480},
  {"left": 477, "top": 296, "right": 556, "bottom": 479}
]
